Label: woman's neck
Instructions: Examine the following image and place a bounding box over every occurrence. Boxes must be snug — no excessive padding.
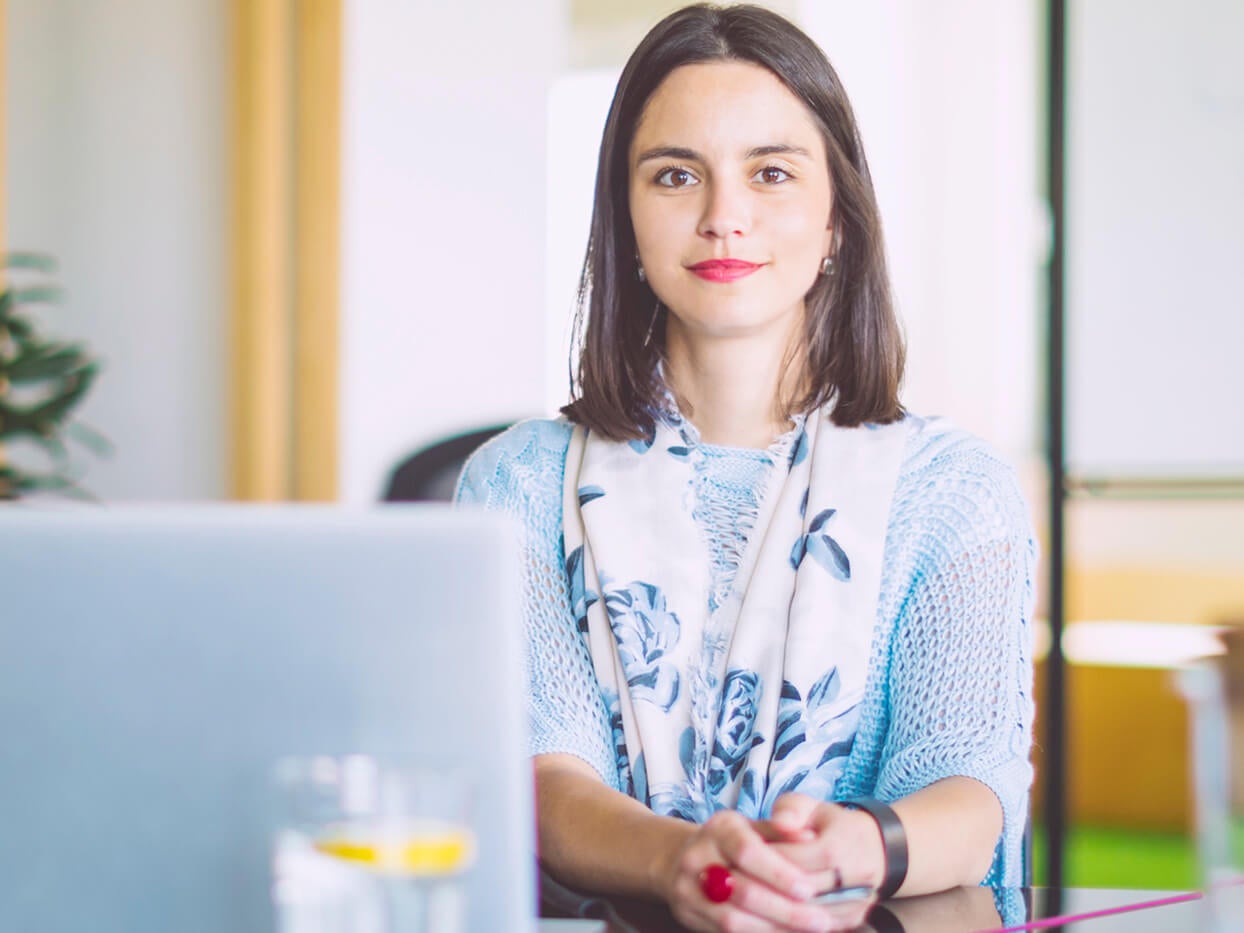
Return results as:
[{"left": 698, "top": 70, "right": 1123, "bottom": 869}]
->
[{"left": 663, "top": 325, "right": 805, "bottom": 449}]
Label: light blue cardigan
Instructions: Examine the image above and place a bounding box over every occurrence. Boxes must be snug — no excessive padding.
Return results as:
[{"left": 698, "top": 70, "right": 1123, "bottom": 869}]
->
[{"left": 456, "top": 414, "right": 1037, "bottom": 886}]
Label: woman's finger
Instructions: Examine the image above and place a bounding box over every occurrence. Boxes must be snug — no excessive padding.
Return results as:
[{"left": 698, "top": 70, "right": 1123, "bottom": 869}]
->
[
  {"left": 669, "top": 871, "right": 782, "bottom": 933},
  {"left": 724, "top": 873, "right": 854, "bottom": 933},
  {"left": 768, "top": 792, "right": 820, "bottom": 837},
  {"left": 773, "top": 804, "right": 887, "bottom": 896},
  {"left": 704, "top": 810, "right": 817, "bottom": 902}
]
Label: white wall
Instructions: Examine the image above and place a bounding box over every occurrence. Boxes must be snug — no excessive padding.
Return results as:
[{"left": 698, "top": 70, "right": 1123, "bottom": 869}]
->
[
  {"left": 339, "top": 0, "right": 566, "bottom": 502},
  {"left": 1066, "top": 0, "right": 1244, "bottom": 478},
  {"left": 799, "top": 0, "right": 1044, "bottom": 467},
  {"left": 545, "top": 69, "right": 616, "bottom": 414},
  {"left": 6, "top": 0, "right": 227, "bottom": 501}
]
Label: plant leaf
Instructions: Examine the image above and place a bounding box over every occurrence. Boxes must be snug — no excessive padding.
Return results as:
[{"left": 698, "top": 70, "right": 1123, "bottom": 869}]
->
[
  {"left": 5, "top": 345, "right": 92, "bottom": 382},
  {"left": 4, "top": 252, "right": 58, "bottom": 274}
]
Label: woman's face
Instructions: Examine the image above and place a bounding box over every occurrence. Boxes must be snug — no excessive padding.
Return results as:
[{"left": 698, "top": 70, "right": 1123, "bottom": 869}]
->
[{"left": 628, "top": 61, "right": 834, "bottom": 345}]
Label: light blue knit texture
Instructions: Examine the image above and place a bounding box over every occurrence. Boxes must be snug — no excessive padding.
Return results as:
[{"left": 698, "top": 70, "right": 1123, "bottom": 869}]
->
[{"left": 456, "top": 415, "right": 1037, "bottom": 887}]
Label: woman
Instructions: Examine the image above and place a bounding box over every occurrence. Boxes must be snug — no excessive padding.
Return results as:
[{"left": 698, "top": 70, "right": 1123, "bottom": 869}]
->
[{"left": 457, "top": 5, "right": 1036, "bottom": 931}]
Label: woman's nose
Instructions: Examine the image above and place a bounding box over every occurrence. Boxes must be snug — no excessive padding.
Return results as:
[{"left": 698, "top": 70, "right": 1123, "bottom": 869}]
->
[{"left": 696, "top": 180, "right": 751, "bottom": 240}]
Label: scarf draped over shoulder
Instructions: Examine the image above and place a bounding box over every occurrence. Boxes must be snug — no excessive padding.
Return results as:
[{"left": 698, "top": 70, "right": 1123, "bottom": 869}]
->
[{"left": 562, "top": 406, "right": 907, "bottom": 820}]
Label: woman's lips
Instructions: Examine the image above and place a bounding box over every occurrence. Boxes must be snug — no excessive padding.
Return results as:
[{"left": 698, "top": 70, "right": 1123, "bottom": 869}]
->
[{"left": 687, "top": 259, "right": 763, "bottom": 283}]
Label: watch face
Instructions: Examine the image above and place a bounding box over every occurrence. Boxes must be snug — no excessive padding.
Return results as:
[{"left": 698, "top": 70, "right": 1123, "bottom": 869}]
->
[{"left": 813, "top": 885, "right": 875, "bottom": 906}]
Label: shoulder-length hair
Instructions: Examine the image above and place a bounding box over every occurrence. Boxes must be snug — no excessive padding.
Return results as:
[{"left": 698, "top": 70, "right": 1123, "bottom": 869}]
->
[{"left": 562, "top": 3, "right": 905, "bottom": 440}]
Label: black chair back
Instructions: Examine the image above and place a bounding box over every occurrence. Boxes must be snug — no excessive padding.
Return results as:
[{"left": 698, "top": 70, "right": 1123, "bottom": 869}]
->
[{"left": 382, "top": 424, "right": 512, "bottom": 502}]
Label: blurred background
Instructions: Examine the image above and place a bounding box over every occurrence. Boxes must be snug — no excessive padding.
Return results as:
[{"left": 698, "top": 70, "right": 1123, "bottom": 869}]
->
[{"left": 3, "top": 0, "right": 1242, "bottom": 892}]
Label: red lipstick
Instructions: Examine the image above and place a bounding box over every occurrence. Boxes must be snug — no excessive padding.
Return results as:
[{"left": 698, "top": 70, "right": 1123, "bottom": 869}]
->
[{"left": 688, "top": 259, "right": 763, "bottom": 283}]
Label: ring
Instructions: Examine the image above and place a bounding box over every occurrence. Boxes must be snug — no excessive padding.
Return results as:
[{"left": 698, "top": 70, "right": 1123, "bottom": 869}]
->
[{"left": 700, "top": 864, "right": 734, "bottom": 904}]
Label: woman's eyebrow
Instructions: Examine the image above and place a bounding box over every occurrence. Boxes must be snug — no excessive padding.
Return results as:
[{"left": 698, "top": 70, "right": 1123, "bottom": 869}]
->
[
  {"left": 635, "top": 143, "right": 813, "bottom": 165},
  {"left": 747, "top": 144, "right": 812, "bottom": 159},
  {"left": 635, "top": 145, "right": 701, "bottom": 165}
]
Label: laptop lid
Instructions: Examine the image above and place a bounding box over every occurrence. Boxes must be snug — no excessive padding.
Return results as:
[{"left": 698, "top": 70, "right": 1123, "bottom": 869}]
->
[{"left": 0, "top": 505, "right": 533, "bottom": 933}]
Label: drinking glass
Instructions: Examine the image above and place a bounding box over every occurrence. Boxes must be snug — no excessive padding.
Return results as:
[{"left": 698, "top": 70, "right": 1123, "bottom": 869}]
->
[
  {"left": 1175, "top": 626, "right": 1244, "bottom": 932},
  {"left": 272, "top": 755, "right": 476, "bottom": 933}
]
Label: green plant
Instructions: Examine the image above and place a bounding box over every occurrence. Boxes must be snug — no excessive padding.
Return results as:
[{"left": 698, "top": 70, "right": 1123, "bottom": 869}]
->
[{"left": 0, "top": 253, "right": 108, "bottom": 499}]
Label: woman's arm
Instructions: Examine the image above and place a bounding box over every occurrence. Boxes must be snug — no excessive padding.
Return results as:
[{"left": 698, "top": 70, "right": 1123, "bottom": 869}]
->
[
  {"left": 535, "top": 753, "right": 695, "bottom": 898},
  {"left": 872, "top": 433, "right": 1037, "bottom": 887},
  {"left": 890, "top": 776, "right": 1003, "bottom": 893}
]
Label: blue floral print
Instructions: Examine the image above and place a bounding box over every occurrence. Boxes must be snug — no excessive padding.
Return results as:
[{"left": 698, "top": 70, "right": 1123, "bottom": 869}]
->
[
  {"left": 646, "top": 728, "right": 701, "bottom": 821},
  {"left": 707, "top": 668, "right": 765, "bottom": 797},
  {"left": 565, "top": 543, "right": 599, "bottom": 634},
  {"left": 605, "top": 580, "right": 682, "bottom": 711},
  {"left": 736, "top": 768, "right": 761, "bottom": 817},
  {"left": 788, "top": 424, "right": 810, "bottom": 467},
  {"left": 789, "top": 508, "right": 851, "bottom": 581},
  {"left": 765, "top": 670, "right": 859, "bottom": 810},
  {"left": 627, "top": 420, "right": 657, "bottom": 454},
  {"left": 578, "top": 485, "right": 605, "bottom": 506},
  {"left": 649, "top": 785, "right": 699, "bottom": 822},
  {"left": 601, "top": 688, "right": 633, "bottom": 794}
]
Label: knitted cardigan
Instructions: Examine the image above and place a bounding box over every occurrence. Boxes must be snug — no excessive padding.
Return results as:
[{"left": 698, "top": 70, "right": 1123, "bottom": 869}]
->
[{"left": 456, "top": 414, "right": 1037, "bottom": 886}]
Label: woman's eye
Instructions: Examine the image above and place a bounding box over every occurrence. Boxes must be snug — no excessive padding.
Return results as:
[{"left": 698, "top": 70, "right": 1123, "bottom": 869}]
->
[
  {"left": 756, "top": 166, "right": 792, "bottom": 184},
  {"left": 655, "top": 167, "right": 697, "bottom": 188}
]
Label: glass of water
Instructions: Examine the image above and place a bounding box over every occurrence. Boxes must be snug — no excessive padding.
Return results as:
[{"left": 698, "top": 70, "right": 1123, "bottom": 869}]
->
[
  {"left": 272, "top": 755, "right": 476, "bottom": 933},
  {"left": 1175, "top": 626, "right": 1244, "bottom": 932}
]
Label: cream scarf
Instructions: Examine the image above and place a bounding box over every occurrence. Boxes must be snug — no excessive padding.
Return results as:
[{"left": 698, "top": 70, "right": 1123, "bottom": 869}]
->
[{"left": 563, "top": 405, "right": 907, "bottom": 820}]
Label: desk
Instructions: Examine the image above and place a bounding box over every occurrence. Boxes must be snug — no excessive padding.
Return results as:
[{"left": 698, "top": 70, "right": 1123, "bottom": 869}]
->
[{"left": 537, "top": 886, "right": 1214, "bottom": 931}]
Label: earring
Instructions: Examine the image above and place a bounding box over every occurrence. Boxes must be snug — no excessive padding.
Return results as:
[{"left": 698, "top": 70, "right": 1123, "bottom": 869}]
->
[
  {"left": 820, "top": 255, "right": 836, "bottom": 276},
  {"left": 642, "top": 299, "right": 661, "bottom": 348},
  {"left": 637, "top": 258, "right": 647, "bottom": 283}
]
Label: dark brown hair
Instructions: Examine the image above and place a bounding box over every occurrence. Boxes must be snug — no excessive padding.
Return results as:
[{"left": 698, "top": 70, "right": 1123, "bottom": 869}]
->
[{"left": 561, "top": 3, "right": 905, "bottom": 440}]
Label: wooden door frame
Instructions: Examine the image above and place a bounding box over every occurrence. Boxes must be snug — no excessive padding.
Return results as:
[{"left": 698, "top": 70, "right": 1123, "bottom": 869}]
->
[{"left": 230, "top": 0, "right": 340, "bottom": 500}]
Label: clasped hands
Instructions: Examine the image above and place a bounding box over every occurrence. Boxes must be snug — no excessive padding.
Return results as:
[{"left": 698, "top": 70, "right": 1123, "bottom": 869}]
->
[{"left": 663, "top": 793, "right": 886, "bottom": 933}]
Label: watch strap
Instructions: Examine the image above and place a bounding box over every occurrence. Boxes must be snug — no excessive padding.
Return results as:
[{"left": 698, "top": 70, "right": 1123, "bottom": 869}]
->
[{"left": 843, "top": 797, "right": 909, "bottom": 899}]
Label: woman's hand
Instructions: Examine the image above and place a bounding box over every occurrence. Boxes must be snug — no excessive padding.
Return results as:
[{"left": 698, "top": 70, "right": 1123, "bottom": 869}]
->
[
  {"left": 755, "top": 794, "right": 888, "bottom": 930},
  {"left": 659, "top": 807, "right": 857, "bottom": 932}
]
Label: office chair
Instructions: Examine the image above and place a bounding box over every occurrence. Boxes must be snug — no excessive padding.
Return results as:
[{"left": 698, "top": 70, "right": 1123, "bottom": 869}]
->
[{"left": 382, "top": 423, "right": 512, "bottom": 502}]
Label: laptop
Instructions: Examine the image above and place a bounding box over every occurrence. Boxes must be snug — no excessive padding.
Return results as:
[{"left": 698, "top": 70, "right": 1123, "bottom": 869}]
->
[{"left": 0, "top": 505, "right": 533, "bottom": 933}]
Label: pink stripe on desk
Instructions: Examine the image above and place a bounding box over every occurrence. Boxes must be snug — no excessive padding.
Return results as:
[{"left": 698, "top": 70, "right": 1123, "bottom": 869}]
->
[{"left": 988, "top": 891, "right": 1202, "bottom": 932}]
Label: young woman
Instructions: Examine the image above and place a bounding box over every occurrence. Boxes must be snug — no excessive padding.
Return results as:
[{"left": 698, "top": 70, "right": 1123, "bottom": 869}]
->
[{"left": 458, "top": 5, "right": 1036, "bottom": 931}]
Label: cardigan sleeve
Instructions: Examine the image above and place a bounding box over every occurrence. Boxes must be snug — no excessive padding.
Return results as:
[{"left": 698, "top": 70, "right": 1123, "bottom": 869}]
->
[
  {"left": 871, "top": 430, "right": 1038, "bottom": 887},
  {"left": 455, "top": 418, "right": 621, "bottom": 789}
]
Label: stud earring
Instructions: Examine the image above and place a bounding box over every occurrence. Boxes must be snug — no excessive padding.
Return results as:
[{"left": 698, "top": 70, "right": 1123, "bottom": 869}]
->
[
  {"left": 637, "top": 259, "right": 647, "bottom": 283},
  {"left": 820, "top": 255, "right": 836, "bottom": 276}
]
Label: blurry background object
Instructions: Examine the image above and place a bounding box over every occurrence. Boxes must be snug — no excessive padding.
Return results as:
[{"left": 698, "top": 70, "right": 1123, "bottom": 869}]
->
[
  {"left": 0, "top": 252, "right": 107, "bottom": 499},
  {"left": 1174, "top": 622, "right": 1244, "bottom": 931},
  {"left": 383, "top": 424, "right": 513, "bottom": 504},
  {"left": 1038, "top": 0, "right": 1244, "bottom": 890}
]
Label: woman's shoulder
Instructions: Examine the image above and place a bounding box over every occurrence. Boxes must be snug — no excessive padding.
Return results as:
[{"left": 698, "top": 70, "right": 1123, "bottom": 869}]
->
[
  {"left": 454, "top": 417, "right": 573, "bottom": 507},
  {"left": 896, "top": 412, "right": 1017, "bottom": 484},
  {"left": 467, "top": 416, "right": 574, "bottom": 464},
  {"left": 891, "top": 412, "right": 1033, "bottom": 542}
]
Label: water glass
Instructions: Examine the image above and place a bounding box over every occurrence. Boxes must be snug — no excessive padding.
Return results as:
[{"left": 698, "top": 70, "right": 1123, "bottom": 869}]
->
[
  {"left": 272, "top": 755, "right": 476, "bottom": 933},
  {"left": 1175, "top": 626, "right": 1244, "bottom": 931}
]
